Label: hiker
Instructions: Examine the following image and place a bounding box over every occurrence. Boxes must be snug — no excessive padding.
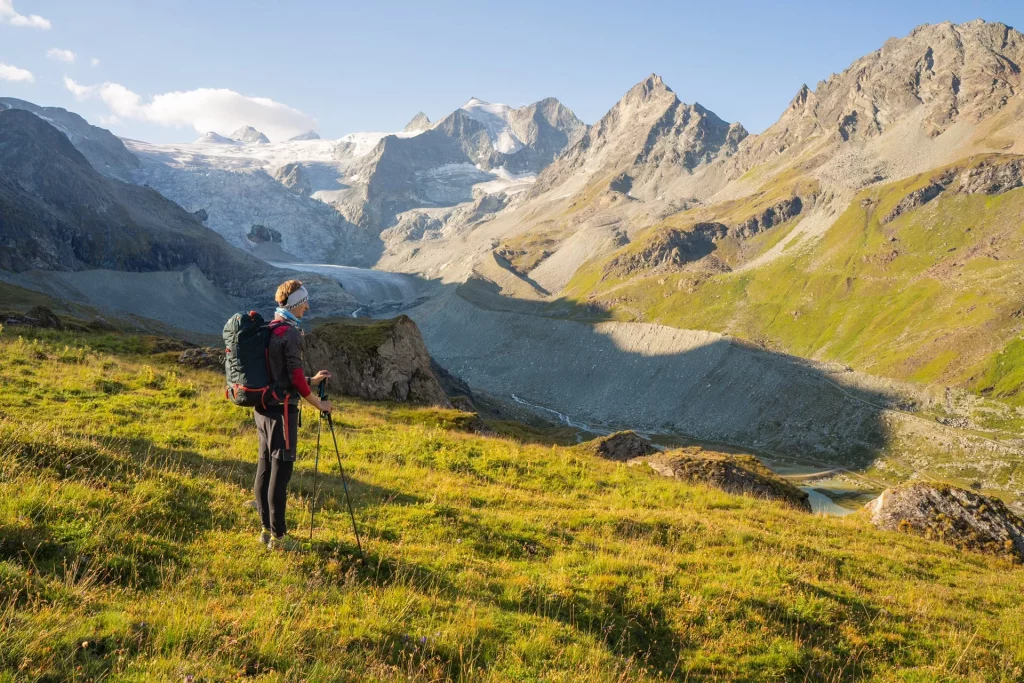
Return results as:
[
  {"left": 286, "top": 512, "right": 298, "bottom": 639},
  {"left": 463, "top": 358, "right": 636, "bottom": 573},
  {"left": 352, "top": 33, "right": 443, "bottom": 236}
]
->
[{"left": 254, "top": 279, "right": 333, "bottom": 551}]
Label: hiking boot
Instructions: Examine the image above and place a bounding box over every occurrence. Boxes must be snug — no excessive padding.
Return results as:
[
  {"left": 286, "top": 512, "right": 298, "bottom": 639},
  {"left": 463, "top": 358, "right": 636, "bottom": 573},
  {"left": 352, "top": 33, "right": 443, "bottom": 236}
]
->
[
  {"left": 268, "top": 534, "right": 302, "bottom": 552},
  {"left": 259, "top": 528, "right": 271, "bottom": 547}
]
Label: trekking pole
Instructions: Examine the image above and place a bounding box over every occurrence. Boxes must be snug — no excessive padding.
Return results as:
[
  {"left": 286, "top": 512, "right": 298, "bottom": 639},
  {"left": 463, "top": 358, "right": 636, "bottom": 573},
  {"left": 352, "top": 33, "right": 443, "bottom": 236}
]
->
[
  {"left": 309, "top": 396, "right": 323, "bottom": 543},
  {"left": 321, "top": 380, "right": 365, "bottom": 562}
]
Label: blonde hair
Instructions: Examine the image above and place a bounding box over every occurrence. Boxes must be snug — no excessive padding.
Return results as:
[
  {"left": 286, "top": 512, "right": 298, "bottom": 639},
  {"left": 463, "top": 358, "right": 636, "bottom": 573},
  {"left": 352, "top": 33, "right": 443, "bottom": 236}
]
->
[{"left": 275, "top": 279, "right": 304, "bottom": 307}]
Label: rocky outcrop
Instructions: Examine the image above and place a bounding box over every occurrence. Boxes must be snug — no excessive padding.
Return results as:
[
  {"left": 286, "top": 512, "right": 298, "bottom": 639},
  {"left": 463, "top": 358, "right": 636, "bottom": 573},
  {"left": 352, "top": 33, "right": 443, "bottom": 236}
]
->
[
  {"left": 881, "top": 158, "right": 1024, "bottom": 224},
  {"left": 731, "top": 197, "right": 803, "bottom": 238},
  {"left": 273, "top": 162, "right": 312, "bottom": 195},
  {"left": 957, "top": 158, "right": 1024, "bottom": 196},
  {"left": 866, "top": 484, "right": 1024, "bottom": 561},
  {"left": 579, "top": 431, "right": 657, "bottom": 461},
  {"left": 606, "top": 223, "right": 727, "bottom": 276},
  {"left": 246, "top": 224, "right": 283, "bottom": 244},
  {"left": 0, "top": 305, "right": 64, "bottom": 330},
  {"left": 882, "top": 183, "right": 945, "bottom": 224},
  {"left": 302, "top": 316, "right": 452, "bottom": 407},
  {"left": 630, "top": 448, "right": 812, "bottom": 511}
]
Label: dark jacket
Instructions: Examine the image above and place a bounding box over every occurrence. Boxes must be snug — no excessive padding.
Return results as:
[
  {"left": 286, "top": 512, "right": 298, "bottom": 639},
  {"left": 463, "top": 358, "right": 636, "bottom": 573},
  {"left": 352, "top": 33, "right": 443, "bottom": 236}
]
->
[{"left": 266, "top": 320, "right": 310, "bottom": 407}]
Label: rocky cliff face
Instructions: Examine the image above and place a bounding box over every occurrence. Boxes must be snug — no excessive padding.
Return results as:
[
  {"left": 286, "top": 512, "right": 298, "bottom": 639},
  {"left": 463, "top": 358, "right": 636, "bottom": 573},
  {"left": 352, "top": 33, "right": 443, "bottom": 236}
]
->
[
  {"left": 302, "top": 316, "right": 451, "bottom": 406},
  {"left": 0, "top": 97, "right": 141, "bottom": 182}
]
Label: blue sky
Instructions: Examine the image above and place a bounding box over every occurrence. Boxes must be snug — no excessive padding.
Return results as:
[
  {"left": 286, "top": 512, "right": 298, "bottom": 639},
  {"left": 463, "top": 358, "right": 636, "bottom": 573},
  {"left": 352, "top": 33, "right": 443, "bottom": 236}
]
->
[{"left": 1, "top": 0, "right": 1022, "bottom": 142}]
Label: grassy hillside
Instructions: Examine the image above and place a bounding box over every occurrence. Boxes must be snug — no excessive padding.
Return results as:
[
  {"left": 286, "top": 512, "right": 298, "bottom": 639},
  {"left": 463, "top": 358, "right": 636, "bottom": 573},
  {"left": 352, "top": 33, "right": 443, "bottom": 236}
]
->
[
  {"left": 1, "top": 324, "right": 1023, "bottom": 681},
  {"left": 564, "top": 158, "right": 1024, "bottom": 407}
]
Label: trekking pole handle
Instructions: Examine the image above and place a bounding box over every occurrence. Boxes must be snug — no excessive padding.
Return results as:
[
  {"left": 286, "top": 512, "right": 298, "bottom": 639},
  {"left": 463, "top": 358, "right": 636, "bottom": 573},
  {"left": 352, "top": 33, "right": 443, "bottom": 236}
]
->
[{"left": 318, "top": 377, "right": 329, "bottom": 417}]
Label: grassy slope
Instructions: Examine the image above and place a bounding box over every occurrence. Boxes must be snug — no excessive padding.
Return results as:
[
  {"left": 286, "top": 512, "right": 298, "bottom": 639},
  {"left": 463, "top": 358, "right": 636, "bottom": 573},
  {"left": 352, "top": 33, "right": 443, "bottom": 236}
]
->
[
  {"left": 565, "top": 159, "right": 1024, "bottom": 393},
  {"left": 0, "top": 326, "right": 1022, "bottom": 681}
]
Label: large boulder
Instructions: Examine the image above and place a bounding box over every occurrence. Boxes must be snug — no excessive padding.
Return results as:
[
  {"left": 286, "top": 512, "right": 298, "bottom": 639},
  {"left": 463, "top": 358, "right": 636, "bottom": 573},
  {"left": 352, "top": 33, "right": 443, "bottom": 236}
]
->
[
  {"left": 866, "top": 484, "right": 1024, "bottom": 562},
  {"left": 630, "top": 448, "right": 812, "bottom": 511},
  {"left": 303, "top": 316, "right": 451, "bottom": 407},
  {"left": 579, "top": 431, "right": 657, "bottom": 461}
]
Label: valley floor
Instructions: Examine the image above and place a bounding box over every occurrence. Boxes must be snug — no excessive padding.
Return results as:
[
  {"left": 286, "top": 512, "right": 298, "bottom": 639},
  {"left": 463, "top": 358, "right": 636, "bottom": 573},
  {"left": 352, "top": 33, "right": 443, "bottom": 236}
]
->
[{"left": 0, "top": 325, "right": 1022, "bottom": 681}]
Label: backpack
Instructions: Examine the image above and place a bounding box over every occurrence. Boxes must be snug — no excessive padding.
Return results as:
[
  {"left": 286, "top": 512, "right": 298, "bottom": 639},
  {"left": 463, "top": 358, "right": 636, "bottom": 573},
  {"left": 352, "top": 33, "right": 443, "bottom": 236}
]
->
[{"left": 222, "top": 311, "right": 289, "bottom": 408}]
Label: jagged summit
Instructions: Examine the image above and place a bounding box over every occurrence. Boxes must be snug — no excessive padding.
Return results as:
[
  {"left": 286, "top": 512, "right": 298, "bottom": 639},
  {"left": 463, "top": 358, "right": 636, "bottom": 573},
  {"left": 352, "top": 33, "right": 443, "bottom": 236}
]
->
[
  {"left": 533, "top": 73, "right": 746, "bottom": 198},
  {"left": 288, "top": 130, "right": 321, "bottom": 141},
  {"left": 736, "top": 19, "right": 1024, "bottom": 167},
  {"left": 195, "top": 131, "right": 240, "bottom": 145},
  {"left": 403, "top": 112, "right": 431, "bottom": 132},
  {"left": 230, "top": 126, "right": 270, "bottom": 144}
]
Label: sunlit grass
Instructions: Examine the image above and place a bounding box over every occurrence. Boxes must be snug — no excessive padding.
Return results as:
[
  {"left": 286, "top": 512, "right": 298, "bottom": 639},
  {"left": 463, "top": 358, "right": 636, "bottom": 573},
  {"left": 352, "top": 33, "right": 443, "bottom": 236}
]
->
[{"left": 0, "top": 326, "right": 1022, "bottom": 681}]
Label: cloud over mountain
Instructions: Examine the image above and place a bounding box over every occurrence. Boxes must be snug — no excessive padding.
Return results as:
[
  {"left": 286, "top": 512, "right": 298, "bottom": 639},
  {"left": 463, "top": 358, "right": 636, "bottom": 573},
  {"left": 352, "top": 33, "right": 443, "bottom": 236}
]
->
[
  {"left": 0, "top": 0, "right": 50, "bottom": 28},
  {"left": 63, "top": 78, "right": 318, "bottom": 142}
]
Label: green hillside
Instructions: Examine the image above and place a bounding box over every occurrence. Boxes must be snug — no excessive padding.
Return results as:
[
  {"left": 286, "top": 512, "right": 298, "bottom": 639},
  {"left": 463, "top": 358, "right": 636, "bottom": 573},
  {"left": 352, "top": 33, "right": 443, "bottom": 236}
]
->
[
  {"left": 565, "top": 157, "right": 1024, "bottom": 406},
  {"left": 1, "top": 324, "right": 1022, "bottom": 681}
]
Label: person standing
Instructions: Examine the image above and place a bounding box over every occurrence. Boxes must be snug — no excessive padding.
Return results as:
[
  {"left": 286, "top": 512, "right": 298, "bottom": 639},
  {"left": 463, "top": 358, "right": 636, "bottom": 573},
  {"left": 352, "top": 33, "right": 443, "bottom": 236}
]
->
[{"left": 254, "top": 279, "right": 333, "bottom": 551}]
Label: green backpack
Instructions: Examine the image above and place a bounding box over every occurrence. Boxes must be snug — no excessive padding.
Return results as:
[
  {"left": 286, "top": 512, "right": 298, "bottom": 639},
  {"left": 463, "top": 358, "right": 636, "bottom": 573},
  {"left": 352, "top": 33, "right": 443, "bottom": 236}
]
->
[{"left": 222, "top": 311, "right": 288, "bottom": 408}]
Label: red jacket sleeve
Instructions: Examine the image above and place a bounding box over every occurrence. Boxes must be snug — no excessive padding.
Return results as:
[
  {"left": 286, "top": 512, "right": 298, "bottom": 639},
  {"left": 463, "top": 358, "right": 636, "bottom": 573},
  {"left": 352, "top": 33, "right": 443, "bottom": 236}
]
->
[{"left": 291, "top": 368, "right": 312, "bottom": 398}]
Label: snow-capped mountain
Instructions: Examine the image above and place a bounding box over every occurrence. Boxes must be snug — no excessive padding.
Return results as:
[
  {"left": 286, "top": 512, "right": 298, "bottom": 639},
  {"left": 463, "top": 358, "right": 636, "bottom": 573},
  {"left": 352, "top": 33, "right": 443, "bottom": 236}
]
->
[
  {"left": 288, "top": 129, "right": 321, "bottom": 141},
  {"left": 231, "top": 126, "right": 271, "bottom": 144},
  {"left": 124, "top": 96, "right": 585, "bottom": 258},
  {"left": 194, "top": 131, "right": 241, "bottom": 145}
]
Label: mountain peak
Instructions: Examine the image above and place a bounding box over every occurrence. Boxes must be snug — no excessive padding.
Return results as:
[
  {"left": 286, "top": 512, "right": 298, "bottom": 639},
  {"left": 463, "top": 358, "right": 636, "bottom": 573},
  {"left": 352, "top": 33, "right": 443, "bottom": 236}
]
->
[
  {"left": 230, "top": 126, "right": 270, "bottom": 144},
  {"left": 195, "top": 131, "right": 241, "bottom": 145},
  {"left": 403, "top": 112, "right": 431, "bottom": 133},
  {"left": 288, "top": 130, "right": 321, "bottom": 141}
]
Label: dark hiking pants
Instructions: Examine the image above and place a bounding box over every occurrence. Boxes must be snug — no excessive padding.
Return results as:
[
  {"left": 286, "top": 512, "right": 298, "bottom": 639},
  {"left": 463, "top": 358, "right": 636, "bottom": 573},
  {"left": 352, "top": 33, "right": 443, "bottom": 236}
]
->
[{"left": 254, "top": 406, "right": 298, "bottom": 537}]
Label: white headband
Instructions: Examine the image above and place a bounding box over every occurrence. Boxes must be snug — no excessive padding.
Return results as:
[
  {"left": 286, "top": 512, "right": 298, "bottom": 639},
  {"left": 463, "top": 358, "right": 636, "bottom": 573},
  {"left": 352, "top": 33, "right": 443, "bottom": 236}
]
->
[{"left": 283, "top": 286, "right": 309, "bottom": 310}]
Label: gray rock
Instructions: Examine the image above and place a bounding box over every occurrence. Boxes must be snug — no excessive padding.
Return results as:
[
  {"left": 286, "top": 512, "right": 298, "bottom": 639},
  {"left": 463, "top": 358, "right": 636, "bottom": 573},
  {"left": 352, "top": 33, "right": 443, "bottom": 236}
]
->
[
  {"left": 866, "top": 483, "right": 1024, "bottom": 561},
  {"left": 302, "top": 316, "right": 452, "bottom": 407}
]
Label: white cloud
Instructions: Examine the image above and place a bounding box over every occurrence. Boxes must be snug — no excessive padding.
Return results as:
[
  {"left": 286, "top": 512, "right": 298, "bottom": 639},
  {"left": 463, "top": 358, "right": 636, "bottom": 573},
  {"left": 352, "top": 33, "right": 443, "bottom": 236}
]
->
[
  {"left": 0, "top": 0, "right": 50, "bottom": 28},
  {"left": 63, "top": 77, "right": 318, "bottom": 142},
  {"left": 90, "top": 57, "right": 100, "bottom": 67},
  {"left": 0, "top": 62, "right": 34, "bottom": 82},
  {"left": 63, "top": 75, "right": 92, "bottom": 97},
  {"left": 47, "top": 48, "right": 77, "bottom": 63}
]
